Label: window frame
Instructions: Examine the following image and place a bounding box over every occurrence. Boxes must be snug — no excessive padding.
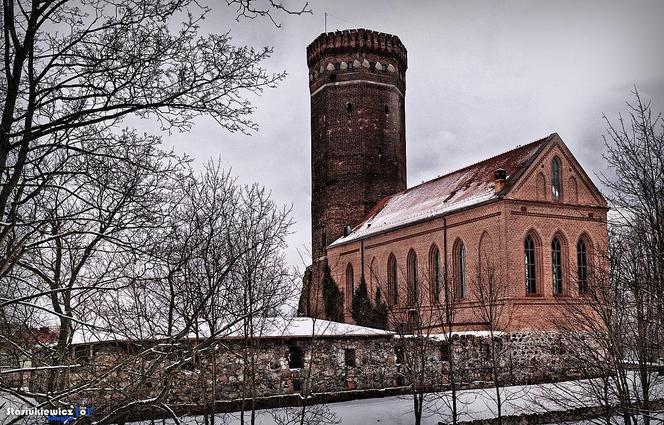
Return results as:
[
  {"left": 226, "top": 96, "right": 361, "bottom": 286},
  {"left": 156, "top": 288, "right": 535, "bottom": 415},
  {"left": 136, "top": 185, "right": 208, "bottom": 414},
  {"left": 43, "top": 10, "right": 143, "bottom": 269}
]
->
[
  {"left": 551, "top": 157, "right": 562, "bottom": 201},
  {"left": 454, "top": 240, "right": 467, "bottom": 299},
  {"left": 552, "top": 237, "right": 564, "bottom": 295},
  {"left": 345, "top": 263, "right": 354, "bottom": 310},
  {"left": 344, "top": 348, "right": 357, "bottom": 368},
  {"left": 524, "top": 235, "right": 538, "bottom": 295},
  {"left": 440, "top": 343, "right": 451, "bottom": 362},
  {"left": 577, "top": 238, "right": 590, "bottom": 294},
  {"left": 287, "top": 342, "right": 304, "bottom": 369},
  {"left": 407, "top": 249, "right": 418, "bottom": 306},
  {"left": 388, "top": 254, "right": 398, "bottom": 305},
  {"left": 429, "top": 244, "right": 441, "bottom": 304}
]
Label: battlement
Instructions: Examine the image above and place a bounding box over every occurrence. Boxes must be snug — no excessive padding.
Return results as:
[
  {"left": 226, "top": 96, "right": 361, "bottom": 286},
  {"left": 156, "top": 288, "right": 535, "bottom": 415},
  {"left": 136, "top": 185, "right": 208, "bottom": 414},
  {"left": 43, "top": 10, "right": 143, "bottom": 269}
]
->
[{"left": 306, "top": 29, "right": 407, "bottom": 70}]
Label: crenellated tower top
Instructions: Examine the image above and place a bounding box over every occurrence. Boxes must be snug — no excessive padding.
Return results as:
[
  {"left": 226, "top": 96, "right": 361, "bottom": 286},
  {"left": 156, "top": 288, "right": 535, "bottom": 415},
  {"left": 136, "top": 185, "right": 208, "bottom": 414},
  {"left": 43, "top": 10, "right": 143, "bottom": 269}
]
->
[{"left": 306, "top": 29, "right": 407, "bottom": 94}]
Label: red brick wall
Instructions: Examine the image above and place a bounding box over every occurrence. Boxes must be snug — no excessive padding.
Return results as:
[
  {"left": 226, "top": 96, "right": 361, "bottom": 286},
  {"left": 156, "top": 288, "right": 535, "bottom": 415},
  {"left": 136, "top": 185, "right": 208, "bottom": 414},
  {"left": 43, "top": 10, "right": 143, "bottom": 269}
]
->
[{"left": 326, "top": 144, "right": 608, "bottom": 331}]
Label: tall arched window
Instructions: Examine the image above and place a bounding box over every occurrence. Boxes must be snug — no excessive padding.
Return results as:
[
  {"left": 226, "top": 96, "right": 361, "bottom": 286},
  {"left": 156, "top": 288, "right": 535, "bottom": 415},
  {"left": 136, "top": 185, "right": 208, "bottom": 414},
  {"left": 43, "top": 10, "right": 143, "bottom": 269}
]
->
[
  {"left": 388, "top": 254, "right": 398, "bottom": 305},
  {"left": 525, "top": 236, "right": 537, "bottom": 294},
  {"left": 345, "top": 263, "right": 354, "bottom": 309},
  {"left": 552, "top": 238, "right": 563, "bottom": 294},
  {"left": 455, "top": 241, "right": 466, "bottom": 299},
  {"left": 407, "top": 250, "right": 418, "bottom": 306},
  {"left": 551, "top": 158, "right": 562, "bottom": 201},
  {"left": 577, "top": 239, "right": 589, "bottom": 294},
  {"left": 429, "top": 245, "right": 441, "bottom": 304}
]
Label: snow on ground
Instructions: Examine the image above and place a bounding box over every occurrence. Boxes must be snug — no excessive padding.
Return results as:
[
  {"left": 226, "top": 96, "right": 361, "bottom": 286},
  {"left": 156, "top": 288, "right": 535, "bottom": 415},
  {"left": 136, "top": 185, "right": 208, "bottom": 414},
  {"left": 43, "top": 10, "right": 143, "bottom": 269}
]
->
[
  {"left": 128, "top": 374, "right": 663, "bottom": 425},
  {"left": 554, "top": 413, "right": 664, "bottom": 425},
  {"left": 3, "top": 373, "right": 661, "bottom": 424},
  {"left": 0, "top": 393, "right": 43, "bottom": 425}
]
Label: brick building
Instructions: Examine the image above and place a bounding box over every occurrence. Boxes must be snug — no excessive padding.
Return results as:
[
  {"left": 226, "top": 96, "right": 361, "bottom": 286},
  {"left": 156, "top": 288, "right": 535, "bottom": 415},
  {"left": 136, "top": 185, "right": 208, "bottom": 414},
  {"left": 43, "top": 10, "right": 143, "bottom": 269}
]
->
[{"left": 300, "top": 29, "right": 608, "bottom": 331}]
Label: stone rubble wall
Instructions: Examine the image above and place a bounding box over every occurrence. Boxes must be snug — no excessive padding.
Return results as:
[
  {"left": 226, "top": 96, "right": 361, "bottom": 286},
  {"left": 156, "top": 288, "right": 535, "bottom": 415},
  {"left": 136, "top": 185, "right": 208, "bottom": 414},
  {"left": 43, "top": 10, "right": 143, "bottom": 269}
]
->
[{"left": 29, "top": 331, "right": 587, "bottom": 415}]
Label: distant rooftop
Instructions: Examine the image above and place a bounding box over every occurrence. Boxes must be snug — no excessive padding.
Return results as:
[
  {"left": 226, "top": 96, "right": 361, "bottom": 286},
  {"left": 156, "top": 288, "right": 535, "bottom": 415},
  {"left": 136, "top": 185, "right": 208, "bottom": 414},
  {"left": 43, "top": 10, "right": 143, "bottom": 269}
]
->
[
  {"left": 70, "top": 317, "right": 392, "bottom": 345},
  {"left": 330, "top": 134, "right": 555, "bottom": 246}
]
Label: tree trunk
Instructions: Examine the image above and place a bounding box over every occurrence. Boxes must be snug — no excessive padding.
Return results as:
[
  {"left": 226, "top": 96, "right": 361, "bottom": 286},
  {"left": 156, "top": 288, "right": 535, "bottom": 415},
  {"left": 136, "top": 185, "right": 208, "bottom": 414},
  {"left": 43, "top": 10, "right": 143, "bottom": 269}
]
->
[{"left": 413, "top": 393, "right": 423, "bottom": 425}]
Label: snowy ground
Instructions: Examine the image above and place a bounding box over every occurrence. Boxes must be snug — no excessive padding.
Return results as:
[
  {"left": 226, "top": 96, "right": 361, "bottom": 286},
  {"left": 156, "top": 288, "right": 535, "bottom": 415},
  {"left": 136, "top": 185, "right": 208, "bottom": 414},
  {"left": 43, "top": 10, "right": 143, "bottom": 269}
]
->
[
  {"left": 127, "top": 374, "right": 663, "bottom": 425},
  {"left": 2, "top": 374, "right": 662, "bottom": 424},
  {"left": 555, "top": 414, "right": 664, "bottom": 425}
]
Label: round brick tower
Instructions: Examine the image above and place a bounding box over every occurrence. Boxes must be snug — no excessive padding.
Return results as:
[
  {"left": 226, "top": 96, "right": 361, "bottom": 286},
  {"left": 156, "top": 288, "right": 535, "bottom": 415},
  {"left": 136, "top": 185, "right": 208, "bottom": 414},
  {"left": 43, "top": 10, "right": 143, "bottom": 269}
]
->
[{"left": 307, "top": 29, "right": 408, "bottom": 265}]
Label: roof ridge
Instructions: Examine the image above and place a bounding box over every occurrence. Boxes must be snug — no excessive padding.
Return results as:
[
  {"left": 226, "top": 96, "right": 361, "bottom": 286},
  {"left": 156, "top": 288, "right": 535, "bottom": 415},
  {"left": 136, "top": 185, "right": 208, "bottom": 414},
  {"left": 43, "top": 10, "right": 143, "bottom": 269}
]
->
[
  {"left": 405, "top": 133, "right": 554, "bottom": 193},
  {"left": 331, "top": 133, "right": 558, "bottom": 247}
]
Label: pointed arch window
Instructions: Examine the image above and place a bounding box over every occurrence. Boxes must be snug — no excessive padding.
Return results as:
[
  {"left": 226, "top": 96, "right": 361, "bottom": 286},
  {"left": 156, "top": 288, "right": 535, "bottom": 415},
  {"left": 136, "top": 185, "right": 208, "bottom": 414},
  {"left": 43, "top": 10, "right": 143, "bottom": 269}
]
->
[
  {"left": 429, "top": 245, "right": 441, "bottom": 304},
  {"left": 455, "top": 242, "right": 466, "bottom": 299},
  {"left": 577, "top": 239, "right": 589, "bottom": 294},
  {"left": 552, "top": 238, "right": 563, "bottom": 295},
  {"left": 525, "top": 236, "right": 537, "bottom": 294},
  {"left": 345, "top": 263, "right": 354, "bottom": 309},
  {"left": 551, "top": 158, "right": 562, "bottom": 201},
  {"left": 369, "top": 258, "right": 377, "bottom": 299},
  {"left": 407, "top": 250, "right": 418, "bottom": 306},
  {"left": 388, "top": 254, "right": 398, "bottom": 305}
]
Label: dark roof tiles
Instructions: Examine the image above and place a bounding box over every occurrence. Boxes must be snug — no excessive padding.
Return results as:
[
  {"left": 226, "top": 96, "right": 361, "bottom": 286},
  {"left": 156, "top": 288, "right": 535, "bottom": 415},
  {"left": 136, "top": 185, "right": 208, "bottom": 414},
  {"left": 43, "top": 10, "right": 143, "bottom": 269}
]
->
[{"left": 330, "top": 134, "right": 554, "bottom": 246}]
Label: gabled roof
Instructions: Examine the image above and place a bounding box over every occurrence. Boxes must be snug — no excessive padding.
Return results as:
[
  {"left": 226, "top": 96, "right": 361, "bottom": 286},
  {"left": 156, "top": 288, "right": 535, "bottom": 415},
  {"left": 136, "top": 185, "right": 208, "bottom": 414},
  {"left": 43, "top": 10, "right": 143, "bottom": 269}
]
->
[{"left": 330, "top": 133, "right": 556, "bottom": 246}]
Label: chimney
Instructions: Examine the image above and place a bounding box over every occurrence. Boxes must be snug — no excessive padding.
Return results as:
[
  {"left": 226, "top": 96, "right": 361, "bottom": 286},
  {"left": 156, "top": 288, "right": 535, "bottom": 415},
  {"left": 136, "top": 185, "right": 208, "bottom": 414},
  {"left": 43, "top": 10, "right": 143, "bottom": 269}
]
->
[
  {"left": 494, "top": 168, "right": 507, "bottom": 193},
  {"left": 343, "top": 225, "right": 352, "bottom": 237}
]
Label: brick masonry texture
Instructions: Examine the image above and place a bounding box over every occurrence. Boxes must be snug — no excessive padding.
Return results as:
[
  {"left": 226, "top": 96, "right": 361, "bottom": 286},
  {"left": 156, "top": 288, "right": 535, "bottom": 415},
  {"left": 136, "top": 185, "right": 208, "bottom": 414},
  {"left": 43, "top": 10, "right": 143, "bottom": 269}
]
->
[{"left": 308, "top": 30, "right": 407, "bottom": 285}]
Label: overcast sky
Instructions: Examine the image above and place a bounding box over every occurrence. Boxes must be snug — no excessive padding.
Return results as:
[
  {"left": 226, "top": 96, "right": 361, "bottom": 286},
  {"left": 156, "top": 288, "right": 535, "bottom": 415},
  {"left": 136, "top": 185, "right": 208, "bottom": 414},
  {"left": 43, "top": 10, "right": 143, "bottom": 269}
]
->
[{"left": 137, "top": 0, "right": 664, "bottom": 269}]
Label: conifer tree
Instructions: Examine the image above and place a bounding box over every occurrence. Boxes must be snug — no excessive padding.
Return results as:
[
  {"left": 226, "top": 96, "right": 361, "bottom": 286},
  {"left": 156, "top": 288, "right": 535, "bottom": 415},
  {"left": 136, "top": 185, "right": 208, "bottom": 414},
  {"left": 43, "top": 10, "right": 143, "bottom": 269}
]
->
[
  {"left": 351, "top": 278, "right": 389, "bottom": 329},
  {"left": 373, "top": 288, "right": 389, "bottom": 330},
  {"left": 322, "top": 264, "right": 344, "bottom": 322},
  {"left": 351, "top": 277, "right": 373, "bottom": 326}
]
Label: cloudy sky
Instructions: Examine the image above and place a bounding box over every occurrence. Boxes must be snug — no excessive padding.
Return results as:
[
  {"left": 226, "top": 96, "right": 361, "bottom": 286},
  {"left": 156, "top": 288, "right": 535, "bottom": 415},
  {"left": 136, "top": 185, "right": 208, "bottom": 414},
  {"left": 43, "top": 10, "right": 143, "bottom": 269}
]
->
[{"left": 142, "top": 0, "right": 664, "bottom": 269}]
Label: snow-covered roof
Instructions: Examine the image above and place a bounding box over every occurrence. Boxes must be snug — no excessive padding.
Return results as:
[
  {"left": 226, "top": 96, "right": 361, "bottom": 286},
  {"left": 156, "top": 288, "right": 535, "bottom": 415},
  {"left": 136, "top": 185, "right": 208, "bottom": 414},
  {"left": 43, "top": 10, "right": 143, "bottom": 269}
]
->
[
  {"left": 70, "top": 317, "right": 393, "bottom": 345},
  {"left": 330, "top": 134, "right": 552, "bottom": 246},
  {"left": 222, "top": 317, "right": 393, "bottom": 339}
]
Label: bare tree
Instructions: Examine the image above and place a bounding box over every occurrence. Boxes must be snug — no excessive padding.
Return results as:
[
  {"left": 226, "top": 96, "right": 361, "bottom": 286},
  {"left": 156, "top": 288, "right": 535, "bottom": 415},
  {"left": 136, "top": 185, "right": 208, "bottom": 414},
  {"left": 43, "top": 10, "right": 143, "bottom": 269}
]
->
[
  {"left": 551, "top": 233, "right": 638, "bottom": 425},
  {"left": 176, "top": 161, "right": 293, "bottom": 422},
  {"left": 363, "top": 257, "right": 444, "bottom": 425},
  {"left": 0, "top": 158, "right": 296, "bottom": 424},
  {"left": 594, "top": 88, "right": 663, "bottom": 424},
  {"left": 600, "top": 89, "right": 664, "bottom": 319},
  {"left": 0, "top": 0, "right": 310, "bottom": 278},
  {"left": 0, "top": 130, "right": 184, "bottom": 412},
  {"left": 535, "top": 90, "right": 664, "bottom": 425},
  {"left": 1, "top": 0, "right": 309, "bottom": 420},
  {"left": 600, "top": 89, "right": 664, "bottom": 401},
  {"left": 470, "top": 252, "right": 512, "bottom": 425},
  {"left": 228, "top": 176, "right": 295, "bottom": 425}
]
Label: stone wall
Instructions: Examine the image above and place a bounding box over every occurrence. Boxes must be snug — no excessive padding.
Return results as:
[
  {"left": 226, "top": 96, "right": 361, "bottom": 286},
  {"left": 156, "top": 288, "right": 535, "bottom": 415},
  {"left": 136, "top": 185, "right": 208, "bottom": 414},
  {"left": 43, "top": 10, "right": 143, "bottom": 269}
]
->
[
  {"left": 441, "top": 332, "right": 585, "bottom": 388},
  {"left": 30, "top": 331, "right": 586, "bottom": 417}
]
